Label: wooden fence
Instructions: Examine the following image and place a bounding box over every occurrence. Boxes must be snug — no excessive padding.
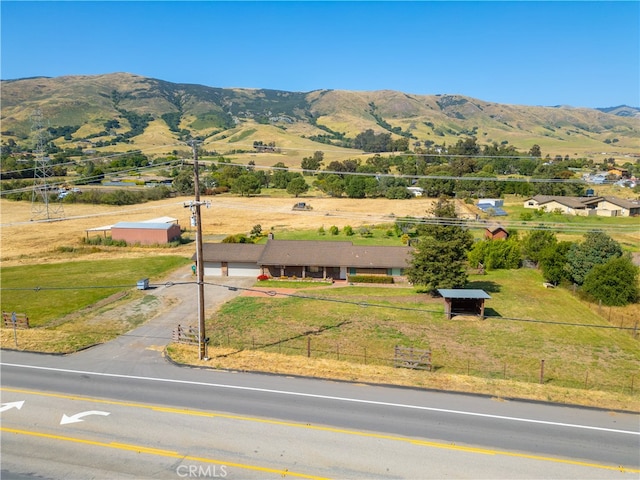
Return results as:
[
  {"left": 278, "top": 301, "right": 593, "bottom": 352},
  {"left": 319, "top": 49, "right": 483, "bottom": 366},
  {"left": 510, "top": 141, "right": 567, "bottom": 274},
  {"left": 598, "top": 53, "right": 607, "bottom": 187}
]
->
[
  {"left": 172, "top": 324, "right": 199, "bottom": 345},
  {"left": 2, "top": 312, "right": 29, "bottom": 329},
  {"left": 393, "top": 346, "right": 432, "bottom": 371}
]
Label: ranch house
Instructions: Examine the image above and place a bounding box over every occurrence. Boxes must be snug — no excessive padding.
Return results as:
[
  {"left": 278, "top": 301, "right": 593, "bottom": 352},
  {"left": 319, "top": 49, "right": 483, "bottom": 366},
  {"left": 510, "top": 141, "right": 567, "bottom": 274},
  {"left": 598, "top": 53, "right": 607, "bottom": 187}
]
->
[{"left": 196, "top": 239, "right": 413, "bottom": 281}]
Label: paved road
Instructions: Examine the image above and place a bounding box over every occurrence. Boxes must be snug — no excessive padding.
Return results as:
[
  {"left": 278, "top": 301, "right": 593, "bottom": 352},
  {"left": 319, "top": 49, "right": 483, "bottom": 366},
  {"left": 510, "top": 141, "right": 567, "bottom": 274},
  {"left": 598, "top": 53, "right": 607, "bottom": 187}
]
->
[{"left": 1, "top": 267, "right": 639, "bottom": 479}]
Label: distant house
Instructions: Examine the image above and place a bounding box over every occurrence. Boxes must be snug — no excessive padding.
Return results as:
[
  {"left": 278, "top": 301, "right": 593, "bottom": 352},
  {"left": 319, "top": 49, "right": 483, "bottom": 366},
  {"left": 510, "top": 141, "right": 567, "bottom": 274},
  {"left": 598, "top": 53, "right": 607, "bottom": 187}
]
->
[
  {"left": 523, "top": 195, "right": 639, "bottom": 217},
  {"left": 608, "top": 167, "right": 630, "bottom": 178},
  {"left": 596, "top": 196, "right": 640, "bottom": 217},
  {"left": 484, "top": 224, "right": 509, "bottom": 240},
  {"left": 196, "top": 239, "right": 413, "bottom": 280},
  {"left": 524, "top": 195, "right": 599, "bottom": 216},
  {"left": 584, "top": 173, "right": 608, "bottom": 184}
]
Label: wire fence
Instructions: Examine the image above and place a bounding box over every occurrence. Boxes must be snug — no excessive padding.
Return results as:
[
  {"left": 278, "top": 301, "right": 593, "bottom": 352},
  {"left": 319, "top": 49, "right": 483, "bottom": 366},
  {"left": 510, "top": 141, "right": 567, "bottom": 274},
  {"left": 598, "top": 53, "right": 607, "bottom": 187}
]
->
[{"left": 208, "top": 332, "right": 638, "bottom": 396}]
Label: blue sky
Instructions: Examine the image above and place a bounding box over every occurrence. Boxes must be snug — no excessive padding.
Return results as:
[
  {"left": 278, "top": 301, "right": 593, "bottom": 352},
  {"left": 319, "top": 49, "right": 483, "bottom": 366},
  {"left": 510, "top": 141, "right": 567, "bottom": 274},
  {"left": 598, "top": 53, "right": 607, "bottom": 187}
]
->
[{"left": 1, "top": 1, "right": 638, "bottom": 108}]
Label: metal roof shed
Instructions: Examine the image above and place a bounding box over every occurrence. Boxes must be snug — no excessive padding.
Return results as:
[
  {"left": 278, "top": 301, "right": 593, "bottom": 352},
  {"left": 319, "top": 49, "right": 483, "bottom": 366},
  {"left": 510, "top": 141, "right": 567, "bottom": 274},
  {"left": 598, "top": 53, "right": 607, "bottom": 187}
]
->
[
  {"left": 437, "top": 289, "right": 491, "bottom": 320},
  {"left": 111, "top": 222, "right": 182, "bottom": 245}
]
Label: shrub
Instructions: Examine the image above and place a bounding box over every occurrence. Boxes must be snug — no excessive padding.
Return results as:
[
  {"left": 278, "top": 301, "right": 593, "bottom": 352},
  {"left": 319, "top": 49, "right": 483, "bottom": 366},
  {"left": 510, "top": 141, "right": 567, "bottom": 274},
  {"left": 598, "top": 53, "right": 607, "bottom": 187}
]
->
[
  {"left": 257, "top": 274, "right": 269, "bottom": 281},
  {"left": 581, "top": 256, "right": 639, "bottom": 306},
  {"left": 348, "top": 275, "right": 394, "bottom": 284}
]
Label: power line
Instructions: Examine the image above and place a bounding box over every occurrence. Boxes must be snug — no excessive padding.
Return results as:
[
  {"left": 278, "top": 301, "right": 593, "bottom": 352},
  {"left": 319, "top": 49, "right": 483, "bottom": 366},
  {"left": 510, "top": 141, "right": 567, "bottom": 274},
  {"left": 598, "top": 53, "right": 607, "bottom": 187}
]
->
[{"left": 1, "top": 279, "right": 635, "bottom": 332}]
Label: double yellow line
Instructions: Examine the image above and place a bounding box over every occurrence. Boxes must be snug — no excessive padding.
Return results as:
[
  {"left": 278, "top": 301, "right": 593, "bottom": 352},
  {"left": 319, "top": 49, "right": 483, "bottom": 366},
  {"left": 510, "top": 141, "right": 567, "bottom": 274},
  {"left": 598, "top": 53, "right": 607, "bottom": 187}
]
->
[
  {"left": 2, "top": 387, "right": 638, "bottom": 475},
  {"left": 1, "top": 426, "right": 326, "bottom": 479}
]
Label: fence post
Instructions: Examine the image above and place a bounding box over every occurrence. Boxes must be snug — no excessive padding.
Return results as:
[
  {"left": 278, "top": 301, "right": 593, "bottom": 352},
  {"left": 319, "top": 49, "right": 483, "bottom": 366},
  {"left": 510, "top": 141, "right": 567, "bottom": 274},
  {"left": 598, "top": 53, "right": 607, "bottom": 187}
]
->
[
  {"left": 336, "top": 343, "right": 340, "bottom": 361},
  {"left": 11, "top": 311, "right": 18, "bottom": 347},
  {"left": 364, "top": 347, "right": 367, "bottom": 365},
  {"left": 585, "top": 370, "right": 589, "bottom": 389},
  {"left": 307, "top": 337, "right": 311, "bottom": 358},
  {"left": 540, "top": 359, "right": 545, "bottom": 384}
]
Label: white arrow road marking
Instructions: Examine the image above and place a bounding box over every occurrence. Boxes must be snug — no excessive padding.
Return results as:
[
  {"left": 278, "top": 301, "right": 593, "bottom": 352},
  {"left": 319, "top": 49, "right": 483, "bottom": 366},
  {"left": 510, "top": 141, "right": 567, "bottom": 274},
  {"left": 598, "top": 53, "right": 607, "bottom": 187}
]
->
[
  {"left": 0, "top": 401, "right": 25, "bottom": 413},
  {"left": 60, "top": 410, "right": 110, "bottom": 425}
]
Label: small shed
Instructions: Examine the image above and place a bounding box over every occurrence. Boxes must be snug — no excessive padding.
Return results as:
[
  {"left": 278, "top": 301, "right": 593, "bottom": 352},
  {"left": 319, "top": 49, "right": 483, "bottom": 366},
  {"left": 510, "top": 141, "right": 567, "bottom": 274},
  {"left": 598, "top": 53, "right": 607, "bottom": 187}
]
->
[
  {"left": 437, "top": 289, "right": 491, "bottom": 320},
  {"left": 484, "top": 224, "right": 509, "bottom": 240}
]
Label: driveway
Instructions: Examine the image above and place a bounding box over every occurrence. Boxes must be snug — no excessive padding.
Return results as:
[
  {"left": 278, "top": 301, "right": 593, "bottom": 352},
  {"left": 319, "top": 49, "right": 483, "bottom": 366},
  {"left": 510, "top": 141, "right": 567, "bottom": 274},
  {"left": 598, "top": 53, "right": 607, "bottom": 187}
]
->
[{"left": 73, "top": 266, "right": 255, "bottom": 373}]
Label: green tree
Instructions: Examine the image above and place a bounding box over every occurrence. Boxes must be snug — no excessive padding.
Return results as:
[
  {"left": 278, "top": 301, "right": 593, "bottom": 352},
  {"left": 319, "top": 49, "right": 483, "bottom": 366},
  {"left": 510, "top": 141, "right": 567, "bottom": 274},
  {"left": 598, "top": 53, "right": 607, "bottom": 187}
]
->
[
  {"left": 582, "top": 256, "right": 639, "bottom": 306},
  {"left": 407, "top": 237, "right": 469, "bottom": 293},
  {"left": 250, "top": 224, "right": 262, "bottom": 239},
  {"left": 301, "top": 151, "right": 324, "bottom": 175},
  {"left": 286, "top": 175, "right": 309, "bottom": 197},
  {"left": 385, "top": 186, "right": 412, "bottom": 199},
  {"left": 528, "top": 144, "right": 542, "bottom": 157},
  {"left": 468, "top": 238, "right": 521, "bottom": 270},
  {"left": 345, "top": 175, "right": 367, "bottom": 198},
  {"left": 315, "top": 174, "right": 344, "bottom": 197},
  {"left": 521, "top": 230, "right": 557, "bottom": 265},
  {"left": 565, "top": 231, "right": 623, "bottom": 285},
  {"left": 172, "top": 169, "right": 195, "bottom": 195},
  {"left": 417, "top": 199, "right": 473, "bottom": 249},
  {"left": 539, "top": 241, "right": 572, "bottom": 285},
  {"left": 271, "top": 162, "right": 290, "bottom": 189},
  {"left": 407, "top": 199, "right": 473, "bottom": 293},
  {"left": 231, "top": 173, "right": 262, "bottom": 197}
]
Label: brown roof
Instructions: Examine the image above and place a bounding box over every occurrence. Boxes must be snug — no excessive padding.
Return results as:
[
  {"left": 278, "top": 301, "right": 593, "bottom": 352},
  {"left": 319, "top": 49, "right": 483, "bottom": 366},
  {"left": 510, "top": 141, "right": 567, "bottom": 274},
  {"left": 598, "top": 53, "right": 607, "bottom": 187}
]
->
[
  {"left": 347, "top": 245, "right": 413, "bottom": 268},
  {"left": 528, "top": 195, "right": 640, "bottom": 210},
  {"left": 199, "top": 243, "right": 265, "bottom": 262},
  {"left": 259, "top": 240, "right": 353, "bottom": 267},
  {"left": 199, "top": 240, "right": 413, "bottom": 269},
  {"left": 601, "top": 196, "right": 640, "bottom": 209},
  {"left": 485, "top": 223, "right": 507, "bottom": 234},
  {"left": 533, "top": 195, "right": 595, "bottom": 209}
]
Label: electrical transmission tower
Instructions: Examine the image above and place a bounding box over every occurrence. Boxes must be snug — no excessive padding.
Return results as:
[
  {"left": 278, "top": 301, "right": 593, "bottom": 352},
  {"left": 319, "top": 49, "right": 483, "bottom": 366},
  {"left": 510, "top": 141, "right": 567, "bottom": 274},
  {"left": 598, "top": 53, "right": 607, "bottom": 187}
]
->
[{"left": 30, "top": 109, "right": 64, "bottom": 220}]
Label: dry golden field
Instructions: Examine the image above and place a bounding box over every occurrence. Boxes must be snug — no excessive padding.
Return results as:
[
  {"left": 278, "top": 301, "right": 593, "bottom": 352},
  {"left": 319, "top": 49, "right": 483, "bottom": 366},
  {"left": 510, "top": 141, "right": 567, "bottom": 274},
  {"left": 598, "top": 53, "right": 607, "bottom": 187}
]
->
[{"left": 1, "top": 195, "right": 459, "bottom": 266}]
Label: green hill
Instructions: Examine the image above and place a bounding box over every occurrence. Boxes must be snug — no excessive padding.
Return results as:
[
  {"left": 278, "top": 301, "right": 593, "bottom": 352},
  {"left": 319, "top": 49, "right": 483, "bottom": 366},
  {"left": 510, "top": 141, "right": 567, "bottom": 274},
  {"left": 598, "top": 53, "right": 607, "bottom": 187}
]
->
[{"left": 2, "top": 72, "right": 638, "bottom": 163}]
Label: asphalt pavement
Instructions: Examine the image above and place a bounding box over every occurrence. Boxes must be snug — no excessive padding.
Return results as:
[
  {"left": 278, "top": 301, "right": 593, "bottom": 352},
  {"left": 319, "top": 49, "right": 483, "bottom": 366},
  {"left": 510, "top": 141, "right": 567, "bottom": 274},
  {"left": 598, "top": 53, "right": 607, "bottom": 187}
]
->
[{"left": 71, "top": 266, "right": 255, "bottom": 373}]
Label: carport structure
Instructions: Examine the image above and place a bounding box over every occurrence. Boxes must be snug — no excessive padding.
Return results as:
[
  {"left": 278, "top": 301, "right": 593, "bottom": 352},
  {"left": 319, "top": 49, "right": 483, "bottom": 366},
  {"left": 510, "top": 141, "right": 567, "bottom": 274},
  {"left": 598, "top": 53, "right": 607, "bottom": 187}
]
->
[{"left": 437, "top": 289, "right": 491, "bottom": 320}]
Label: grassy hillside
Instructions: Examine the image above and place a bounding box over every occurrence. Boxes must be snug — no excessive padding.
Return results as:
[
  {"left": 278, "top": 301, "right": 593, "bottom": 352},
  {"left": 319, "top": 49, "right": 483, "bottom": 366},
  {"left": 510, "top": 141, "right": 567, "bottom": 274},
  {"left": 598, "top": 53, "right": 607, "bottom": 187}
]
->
[{"left": 2, "top": 73, "right": 638, "bottom": 164}]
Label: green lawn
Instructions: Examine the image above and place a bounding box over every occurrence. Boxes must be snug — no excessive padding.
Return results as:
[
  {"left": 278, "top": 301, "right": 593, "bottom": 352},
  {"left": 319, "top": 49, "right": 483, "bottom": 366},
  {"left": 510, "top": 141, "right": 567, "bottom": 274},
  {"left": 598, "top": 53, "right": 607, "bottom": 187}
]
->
[
  {"left": 258, "top": 224, "right": 406, "bottom": 246},
  {"left": 209, "top": 268, "right": 639, "bottom": 393},
  {"left": 0, "top": 256, "right": 189, "bottom": 327}
]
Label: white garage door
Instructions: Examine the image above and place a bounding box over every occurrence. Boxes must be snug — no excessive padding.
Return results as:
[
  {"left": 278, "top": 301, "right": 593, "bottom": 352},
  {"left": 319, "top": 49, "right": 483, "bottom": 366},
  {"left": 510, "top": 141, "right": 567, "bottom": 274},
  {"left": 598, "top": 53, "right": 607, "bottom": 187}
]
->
[
  {"left": 203, "top": 262, "right": 222, "bottom": 277},
  {"left": 228, "top": 263, "right": 261, "bottom": 277}
]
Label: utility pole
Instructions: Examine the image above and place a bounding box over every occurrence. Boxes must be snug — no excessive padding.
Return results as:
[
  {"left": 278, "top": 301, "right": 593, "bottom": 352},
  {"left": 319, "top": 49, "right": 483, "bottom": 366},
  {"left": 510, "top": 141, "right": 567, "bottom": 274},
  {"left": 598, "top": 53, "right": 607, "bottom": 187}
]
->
[{"left": 187, "top": 139, "right": 208, "bottom": 360}]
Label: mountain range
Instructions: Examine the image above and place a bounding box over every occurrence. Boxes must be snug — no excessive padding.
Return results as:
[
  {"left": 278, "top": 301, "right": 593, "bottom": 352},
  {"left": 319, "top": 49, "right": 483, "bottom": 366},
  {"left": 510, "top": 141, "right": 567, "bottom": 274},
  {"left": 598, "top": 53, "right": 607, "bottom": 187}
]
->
[{"left": 1, "top": 73, "right": 638, "bottom": 160}]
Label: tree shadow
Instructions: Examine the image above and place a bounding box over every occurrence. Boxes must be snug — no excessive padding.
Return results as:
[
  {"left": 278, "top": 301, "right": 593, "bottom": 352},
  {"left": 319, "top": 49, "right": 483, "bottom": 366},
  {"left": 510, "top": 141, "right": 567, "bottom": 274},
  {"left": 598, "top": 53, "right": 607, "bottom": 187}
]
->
[{"left": 466, "top": 279, "right": 501, "bottom": 293}]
